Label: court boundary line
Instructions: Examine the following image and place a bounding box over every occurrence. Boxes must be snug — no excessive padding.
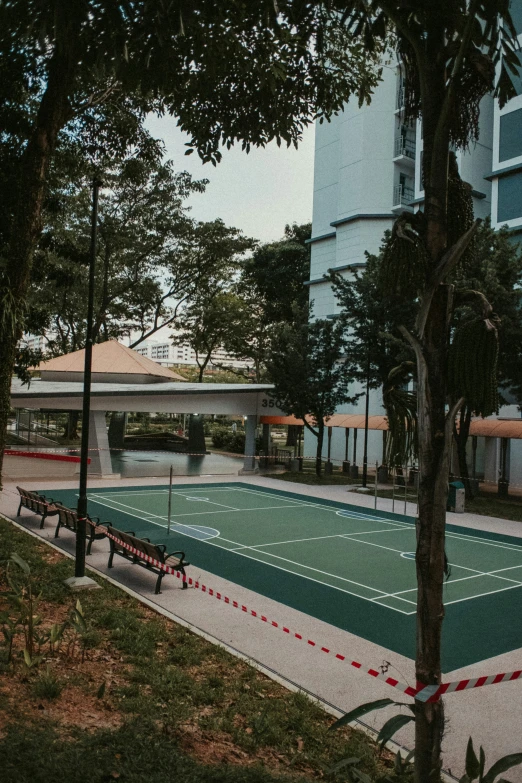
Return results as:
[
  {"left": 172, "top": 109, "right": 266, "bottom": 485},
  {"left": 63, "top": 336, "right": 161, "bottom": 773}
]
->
[{"left": 83, "top": 485, "right": 522, "bottom": 613}]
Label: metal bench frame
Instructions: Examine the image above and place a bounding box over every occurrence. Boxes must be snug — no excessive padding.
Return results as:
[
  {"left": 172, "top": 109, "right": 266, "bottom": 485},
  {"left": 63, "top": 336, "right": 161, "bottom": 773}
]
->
[
  {"left": 16, "top": 486, "right": 60, "bottom": 529},
  {"left": 54, "top": 504, "right": 109, "bottom": 555},
  {"left": 107, "top": 527, "right": 189, "bottom": 594}
]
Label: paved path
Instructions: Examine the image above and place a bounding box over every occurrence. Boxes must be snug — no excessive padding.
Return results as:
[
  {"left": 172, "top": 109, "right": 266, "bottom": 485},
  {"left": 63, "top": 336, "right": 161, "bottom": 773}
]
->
[{"left": 1, "top": 474, "right": 521, "bottom": 781}]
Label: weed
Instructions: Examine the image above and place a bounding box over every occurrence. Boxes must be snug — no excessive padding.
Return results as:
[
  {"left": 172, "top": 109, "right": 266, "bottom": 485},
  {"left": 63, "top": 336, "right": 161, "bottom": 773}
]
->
[{"left": 31, "top": 669, "right": 64, "bottom": 701}]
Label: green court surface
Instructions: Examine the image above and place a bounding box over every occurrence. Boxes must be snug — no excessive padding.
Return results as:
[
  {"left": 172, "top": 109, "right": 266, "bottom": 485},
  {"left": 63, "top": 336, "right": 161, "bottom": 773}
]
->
[{"left": 51, "top": 482, "right": 522, "bottom": 671}]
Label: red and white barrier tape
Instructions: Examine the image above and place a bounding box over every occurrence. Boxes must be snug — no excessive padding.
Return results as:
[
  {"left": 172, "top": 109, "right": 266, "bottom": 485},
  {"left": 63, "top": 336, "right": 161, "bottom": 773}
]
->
[
  {"left": 5, "top": 490, "right": 521, "bottom": 704},
  {"left": 97, "top": 524, "right": 522, "bottom": 704}
]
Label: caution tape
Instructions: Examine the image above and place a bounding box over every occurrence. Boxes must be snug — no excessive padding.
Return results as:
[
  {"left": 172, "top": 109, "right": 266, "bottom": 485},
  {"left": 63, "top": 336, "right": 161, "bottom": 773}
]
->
[
  {"left": 4, "top": 489, "right": 521, "bottom": 703},
  {"left": 4, "top": 445, "right": 331, "bottom": 463},
  {"left": 76, "top": 520, "right": 522, "bottom": 704}
]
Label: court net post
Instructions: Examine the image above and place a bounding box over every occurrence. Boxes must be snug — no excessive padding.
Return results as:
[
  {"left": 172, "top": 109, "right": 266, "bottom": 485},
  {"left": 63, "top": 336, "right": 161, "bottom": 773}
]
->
[{"left": 167, "top": 464, "right": 173, "bottom": 534}]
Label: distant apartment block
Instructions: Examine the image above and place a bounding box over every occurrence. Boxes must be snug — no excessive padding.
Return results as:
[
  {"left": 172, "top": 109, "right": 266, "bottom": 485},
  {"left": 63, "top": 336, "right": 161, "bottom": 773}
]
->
[{"left": 132, "top": 335, "right": 250, "bottom": 370}]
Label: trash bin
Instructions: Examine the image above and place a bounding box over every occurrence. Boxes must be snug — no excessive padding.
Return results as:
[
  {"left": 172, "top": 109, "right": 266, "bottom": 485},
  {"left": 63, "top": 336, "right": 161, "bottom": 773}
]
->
[{"left": 447, "top": 480, "right": 465, "bottom": 513}]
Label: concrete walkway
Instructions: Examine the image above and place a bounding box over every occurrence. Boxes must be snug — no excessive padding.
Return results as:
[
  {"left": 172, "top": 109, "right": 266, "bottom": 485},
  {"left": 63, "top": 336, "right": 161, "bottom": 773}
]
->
[{"left": 1, "top": 474, "right": 521, "bottom": 781}]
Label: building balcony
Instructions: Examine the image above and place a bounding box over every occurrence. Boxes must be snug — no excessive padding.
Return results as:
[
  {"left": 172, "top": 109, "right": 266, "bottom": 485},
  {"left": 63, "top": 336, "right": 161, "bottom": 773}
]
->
[
  {"left": 395, "top": 85, "right": 405, "bottom": 112},
  {"left": 393, "top": 136, "right": 416, "bottom": 164},
  {"left": 392, "top": 184, "right": 415, "bottom": 211}
]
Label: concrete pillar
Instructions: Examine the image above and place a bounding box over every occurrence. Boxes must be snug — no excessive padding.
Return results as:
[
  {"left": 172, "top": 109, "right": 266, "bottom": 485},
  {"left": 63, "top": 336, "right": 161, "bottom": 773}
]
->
[
  {"left": 241, "top": 415, "right": 258, "bottom": 473},
  {"left": 87, "top": 411, "right": 114, "bottom": 476},
  {"left": 483, "top": 437, "right": 498, "bottom": 486},
  {"left": 262, "top": 423, "right": 271, "bottom": 452}
]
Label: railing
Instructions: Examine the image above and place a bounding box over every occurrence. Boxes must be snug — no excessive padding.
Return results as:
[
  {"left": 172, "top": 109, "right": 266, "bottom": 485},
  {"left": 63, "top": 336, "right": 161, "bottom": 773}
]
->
[
  {"left": 393, "top": 184, "right": 415, "bottom": 207},
  {"left": 394, "top": 136, "right": 416, "bottom": 159}
]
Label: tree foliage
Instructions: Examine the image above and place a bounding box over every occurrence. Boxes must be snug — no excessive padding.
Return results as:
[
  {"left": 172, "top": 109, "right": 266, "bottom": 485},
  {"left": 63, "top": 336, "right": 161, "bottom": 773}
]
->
[
  {"left": 25, "top": 154, "right": 209, "bottom": 355},
  {"left": 267, "top": 310, "right": 358, "bottom": 475}
]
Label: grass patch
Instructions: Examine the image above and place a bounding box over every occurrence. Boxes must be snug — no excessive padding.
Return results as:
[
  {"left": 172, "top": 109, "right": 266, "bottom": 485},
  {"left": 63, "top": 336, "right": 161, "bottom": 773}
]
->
[
  {"left": 31, "top": 669, "right": 65, "bottom": 701},
  {"left": 0, "top": 516, "right": 411, "bottom": 782}
]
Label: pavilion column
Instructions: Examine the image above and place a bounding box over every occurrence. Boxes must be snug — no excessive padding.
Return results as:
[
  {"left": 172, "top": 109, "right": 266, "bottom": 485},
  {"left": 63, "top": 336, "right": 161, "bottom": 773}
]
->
[
  {"left": 87, "top": 411, "right": 114, "bottom": 476},
  {"left": 241, "top": 415, "right": 258, "bottom": 473},
  {"left": 483, "top": 437, "right": 498, "bottom": 488}
]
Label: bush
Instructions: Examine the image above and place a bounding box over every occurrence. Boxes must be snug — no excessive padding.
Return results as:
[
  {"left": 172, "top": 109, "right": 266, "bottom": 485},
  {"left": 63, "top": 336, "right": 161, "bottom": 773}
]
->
[{"left": 211, "top": 426, "right": 230, "bottom": 449}]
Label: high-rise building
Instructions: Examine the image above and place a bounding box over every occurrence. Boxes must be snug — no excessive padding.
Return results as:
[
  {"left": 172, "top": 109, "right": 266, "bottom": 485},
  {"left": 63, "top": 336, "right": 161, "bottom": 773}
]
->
[{"left": 305, "top": 8, "right": 522, "bottom": 482}]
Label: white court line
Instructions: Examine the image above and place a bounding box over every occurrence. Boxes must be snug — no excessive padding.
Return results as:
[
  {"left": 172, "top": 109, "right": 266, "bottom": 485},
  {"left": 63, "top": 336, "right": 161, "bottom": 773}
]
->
[
  {"left": 374, "top": 563, "right": 522, "bottom": 601},
  {"left": 340, "top": 533, "right": 522, "bottom": 589},
  {"left": 235, "top": 526, "right": 411, "bottom": 550},
  {"left": 91, "top": 496, "right": 315, "bottom": 519},
  {"left": 233, "top": 487, "right": 522, "bottom": 552},
  {"left": 167, "top": 490, "right": 240, "bottom": 511},
  {"left": 443, "top": 582, "right": 522, "bottom": 605},
  {"left": 92, "top": 492, "right": 239, "bottom": 515},
  {"left": 86, "top": 486, "right": 522, "bottom": 612},
  {"left": 233, "top": 486, "right": 413, "bottom": 523},
  {"left": 379, "top": 580, "right": 522, "bottom": 607},
  {"left": 217, "top": 535, "right": 389, "bottom": 595}
]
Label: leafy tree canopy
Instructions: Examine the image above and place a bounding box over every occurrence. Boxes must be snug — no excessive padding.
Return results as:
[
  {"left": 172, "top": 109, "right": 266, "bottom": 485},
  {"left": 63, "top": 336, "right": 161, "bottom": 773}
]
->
[
  {"left": 240, "top": 223, "right": 311, "bottom": 325},
  {"left": 267, "top": 309, "right": 358, "bottom": 474}
]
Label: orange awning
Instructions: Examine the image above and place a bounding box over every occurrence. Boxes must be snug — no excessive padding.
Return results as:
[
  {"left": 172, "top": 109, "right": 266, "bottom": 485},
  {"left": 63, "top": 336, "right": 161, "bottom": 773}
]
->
[
  {"left": 259, "top": 415, "right": 307, "bottom": 425},
  {"left": 468, "top": 419, "right": 522, "bottom": 439},
  {"left": 324, "top": 414, "right": 389, "bottom": 430},
  {"left": 260, "top": 414, "right": 522, "bottom": 438}
]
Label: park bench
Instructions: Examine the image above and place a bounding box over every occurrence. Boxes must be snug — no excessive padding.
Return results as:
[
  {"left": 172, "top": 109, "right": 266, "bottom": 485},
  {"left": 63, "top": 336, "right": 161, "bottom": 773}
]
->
[
  {"left": 16, "top": 486, "right": 61, "bottom": 529},
  {"left": 54, "top": 504, "right": 109, "bottom": 555},
  {"left": 107, "top": 527, "right": 189, "bottom": 594}
]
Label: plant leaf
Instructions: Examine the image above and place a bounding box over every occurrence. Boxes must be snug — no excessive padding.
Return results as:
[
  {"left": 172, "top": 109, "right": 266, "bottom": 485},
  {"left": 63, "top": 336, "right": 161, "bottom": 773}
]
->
[
  {"left": 326, "top": 756, "right": 360, "bottom": 774},
  {"left": 465, "top": 737, "right": 481, "bottom": 780},
  {"left": 482, "top": 753, "right": 522, "bottom": 783},
  {"left": 329, "top": 699, "right": 398, "bottom": 731},
  {"left": 97, "top": 681, "right": 106, "bottom": 699},
  {"left": 377, "top": 714, "right": 415, "bottom": 748},
  {"left": 10, "top": 553, "right": 30, "bottom": 574}
]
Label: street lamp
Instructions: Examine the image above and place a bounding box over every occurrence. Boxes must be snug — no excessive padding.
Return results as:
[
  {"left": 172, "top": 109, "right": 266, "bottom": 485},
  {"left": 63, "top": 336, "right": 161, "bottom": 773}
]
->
[
  {"left": 362, "top": 353, "right": 371, "bottom": 488},
  {"left": 65, "top": 177, "right": 103, "bottom": 590}
]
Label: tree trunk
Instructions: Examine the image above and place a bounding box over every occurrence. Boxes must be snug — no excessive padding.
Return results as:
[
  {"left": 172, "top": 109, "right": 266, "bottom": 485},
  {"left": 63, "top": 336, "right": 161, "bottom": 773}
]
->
[
  {"left": 411, "top": 42, "right": 454, "bottom": 779},
  {"left": 187, "top": 415, "right": 206, "bottom": 455},
  {"left": 66, "top": 411, "right": 81, "bottom": 441},
  {"left": 315, "top": 423, "right": 324, "bottom": 476},
  {"left": 108, "top": 412, "right": 127, "bottom": 450},
  {"left": 414, "top": 285, "right": 453, "bottom": 783},
  {"left": 0, "top": 41, "right": 78, "bottom": 488},
  {"left": 453, "top": 405, "right": 475, "bottom": 499},
  {"left": 286, "top": 424, "right": 299, "bottom": 448}
]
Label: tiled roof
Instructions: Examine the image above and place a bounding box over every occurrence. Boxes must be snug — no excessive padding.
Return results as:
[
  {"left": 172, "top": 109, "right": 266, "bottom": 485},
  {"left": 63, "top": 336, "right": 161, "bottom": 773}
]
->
[{"left": 35, "top": 340, "right": 185, "bottom": 381}]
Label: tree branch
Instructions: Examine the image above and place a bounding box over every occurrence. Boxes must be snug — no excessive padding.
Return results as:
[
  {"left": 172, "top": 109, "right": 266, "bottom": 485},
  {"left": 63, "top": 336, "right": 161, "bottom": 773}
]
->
[
  {"left": 445, "top": 396, "right": 465, "bottom": 445},
  {"left": 398, "top": 325, "right": 427, "bottom": 376}
]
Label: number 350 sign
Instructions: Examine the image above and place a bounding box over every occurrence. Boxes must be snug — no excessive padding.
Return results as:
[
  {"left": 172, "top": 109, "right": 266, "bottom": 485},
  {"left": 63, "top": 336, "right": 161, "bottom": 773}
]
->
[{"left": 258, "top": 395, "right": 285, "bottom": 415}]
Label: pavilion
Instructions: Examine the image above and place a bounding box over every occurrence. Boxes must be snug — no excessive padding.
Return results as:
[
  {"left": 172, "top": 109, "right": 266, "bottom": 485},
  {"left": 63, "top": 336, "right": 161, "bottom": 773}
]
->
[{"left": 10, "top": 341, "right": 282, "bottom": 476}]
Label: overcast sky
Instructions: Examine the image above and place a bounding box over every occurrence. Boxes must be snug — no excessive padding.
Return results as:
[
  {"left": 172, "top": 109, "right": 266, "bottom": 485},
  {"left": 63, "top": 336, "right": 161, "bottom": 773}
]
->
[{"left": 146, "top": 115, "right": 316, "bottom": 244}]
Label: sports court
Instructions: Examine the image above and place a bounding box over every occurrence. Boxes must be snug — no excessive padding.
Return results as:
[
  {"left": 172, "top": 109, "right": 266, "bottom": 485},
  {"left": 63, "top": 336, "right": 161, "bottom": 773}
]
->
[{"left": 53, "top": 481, "right": 522, "bottom": 671}]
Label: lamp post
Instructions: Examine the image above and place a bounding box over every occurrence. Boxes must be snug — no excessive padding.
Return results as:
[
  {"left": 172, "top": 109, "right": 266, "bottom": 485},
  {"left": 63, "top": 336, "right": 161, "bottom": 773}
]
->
[
  {"left": 362, "top": 354, "right": 371, "bottom": 488},
  {"left": 65, "top": 177, "right": 102, "bottom": 590}
]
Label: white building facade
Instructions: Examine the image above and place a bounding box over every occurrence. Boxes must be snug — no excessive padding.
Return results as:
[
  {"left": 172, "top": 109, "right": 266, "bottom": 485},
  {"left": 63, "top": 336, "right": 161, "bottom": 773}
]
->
[
  {"left": 132, "top": 332, "right": 250, "bottom": 371},
  {"left": 306, "top": 7, "right": 522, "bottom": 482}
]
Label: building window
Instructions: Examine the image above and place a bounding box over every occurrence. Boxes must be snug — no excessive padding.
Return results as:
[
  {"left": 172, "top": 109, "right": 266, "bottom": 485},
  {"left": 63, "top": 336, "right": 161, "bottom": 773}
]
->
[
  {"left": 499, "top": 108, "right": 522, "bottom": 162},
  {"left": 497, "top": 171, "right": 522, "bottom": 222}
]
